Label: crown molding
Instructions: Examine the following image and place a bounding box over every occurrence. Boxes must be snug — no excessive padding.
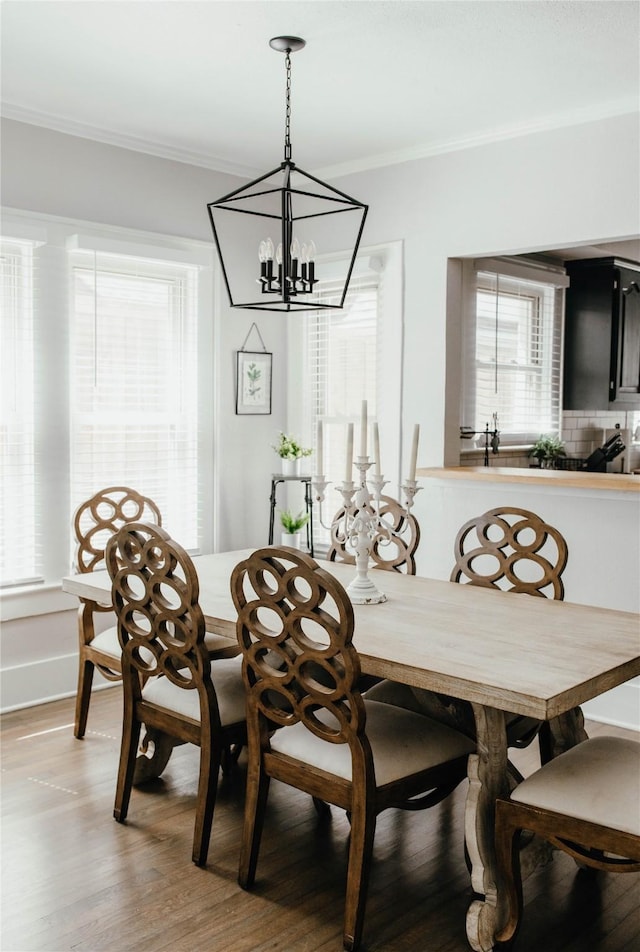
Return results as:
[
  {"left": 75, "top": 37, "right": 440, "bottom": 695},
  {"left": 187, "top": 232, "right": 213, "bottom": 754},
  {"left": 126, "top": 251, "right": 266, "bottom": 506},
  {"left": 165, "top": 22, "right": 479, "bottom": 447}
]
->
[
  {"left": 0, "top": 103, "right": 263, "bottom": 179},
  {"left": 311, "top": 98, "right": 640, "bottom": 181},
  {"left": 3, "top": 97, "right": 638, "bottom": 183}
]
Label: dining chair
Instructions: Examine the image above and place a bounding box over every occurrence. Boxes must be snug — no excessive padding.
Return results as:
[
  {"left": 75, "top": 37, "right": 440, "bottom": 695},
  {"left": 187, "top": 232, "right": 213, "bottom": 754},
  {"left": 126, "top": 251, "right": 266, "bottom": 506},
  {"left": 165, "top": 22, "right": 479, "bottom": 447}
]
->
[
  {"left": 106, "top": 521, "right": 247, "bottom": 867},
  {"left": 495, "top": 736, "right": 640, "bottom": 946},
  {"left": 327, "top": 493, "right": 420, "bottom": 574},
  {"left": 231, "top": 546, "right": 475, "bottom": 952},
  {"left": 72, "top": 486, "right": 162, "bottom": 739},
  {"left": 367, "top": 508, "right": 569, "bottom": 761}
]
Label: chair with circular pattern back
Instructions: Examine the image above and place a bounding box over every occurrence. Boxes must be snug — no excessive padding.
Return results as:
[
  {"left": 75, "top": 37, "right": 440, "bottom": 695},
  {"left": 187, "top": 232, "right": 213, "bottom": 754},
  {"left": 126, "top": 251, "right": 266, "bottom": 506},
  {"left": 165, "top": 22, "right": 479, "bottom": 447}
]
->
[
  {"left": 231, "top": 546, "right": 474, "bottom": 952},
  {"left": 107, "top": 521, "right": 247, "bottom": 867},
  {"left": 366, "top": 507, "right": 569, "bottom": 763},
  {"left": 450, "top": 506, "right": 567, "bottom": 598},
  {"left": 72, "top": 486, "right": 162, "bottom": 739}
]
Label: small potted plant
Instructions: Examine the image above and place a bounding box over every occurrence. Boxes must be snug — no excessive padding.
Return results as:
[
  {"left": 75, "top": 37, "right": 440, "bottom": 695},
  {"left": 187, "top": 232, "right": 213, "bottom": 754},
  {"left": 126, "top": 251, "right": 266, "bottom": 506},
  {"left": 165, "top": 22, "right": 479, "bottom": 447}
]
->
[
  {"left": 280, "top": 509, "right": 309, "bottom": 549},
  {"left": 529, "top": 434, "right": 566, "bottom": 469},
  {"left": 273, "top": 431, "right": 313, "bottom": 476}
]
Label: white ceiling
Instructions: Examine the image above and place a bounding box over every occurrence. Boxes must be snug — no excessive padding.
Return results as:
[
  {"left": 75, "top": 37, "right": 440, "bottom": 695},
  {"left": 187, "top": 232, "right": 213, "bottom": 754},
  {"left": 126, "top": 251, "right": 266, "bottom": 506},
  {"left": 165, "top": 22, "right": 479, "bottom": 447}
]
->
[{"left": 1, "top": 1, "right": 639, "bottom": 179}]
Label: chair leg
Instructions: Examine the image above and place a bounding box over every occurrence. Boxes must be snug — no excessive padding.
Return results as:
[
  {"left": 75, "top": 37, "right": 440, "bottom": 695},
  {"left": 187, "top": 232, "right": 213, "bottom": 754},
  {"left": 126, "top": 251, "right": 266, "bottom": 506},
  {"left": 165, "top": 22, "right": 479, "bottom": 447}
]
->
[
  {"left": 192, "top": 740, "right": 219, "bottom": 868},
  {"left": 342, "top": 802, "right": 376, "bottom": 952},
  {"left": 238, "top": 763, "right": 271, "bottom": 890},
  {"left": 74, "top": 657, "right": 95, "bottom": 739},
  {"left": 494, "top": 800, "right": 523, "bottom": 947},
  {"left": 113, "top": 698, "right": 141, "bottom": 824}
]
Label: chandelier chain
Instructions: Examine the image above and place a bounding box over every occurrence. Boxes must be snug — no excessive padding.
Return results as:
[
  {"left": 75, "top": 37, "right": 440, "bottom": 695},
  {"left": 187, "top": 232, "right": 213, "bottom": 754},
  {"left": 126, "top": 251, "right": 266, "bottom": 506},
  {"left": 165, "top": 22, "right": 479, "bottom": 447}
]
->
[{"left": 284, "top": 51, "right": 292, "bottom": 161}]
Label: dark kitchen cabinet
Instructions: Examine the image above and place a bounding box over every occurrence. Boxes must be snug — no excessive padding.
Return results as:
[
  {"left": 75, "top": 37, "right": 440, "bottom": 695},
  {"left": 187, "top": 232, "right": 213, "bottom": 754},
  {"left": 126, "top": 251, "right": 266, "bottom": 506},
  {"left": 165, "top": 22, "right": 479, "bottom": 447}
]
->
[{"left": 563, "top": 257, "right": 640, "bottom": 410}]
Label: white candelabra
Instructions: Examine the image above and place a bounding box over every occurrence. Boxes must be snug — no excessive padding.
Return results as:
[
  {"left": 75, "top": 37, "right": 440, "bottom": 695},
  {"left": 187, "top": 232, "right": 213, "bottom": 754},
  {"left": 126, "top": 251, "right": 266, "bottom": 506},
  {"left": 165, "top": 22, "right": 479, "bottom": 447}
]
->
[{"left": 312, "top": 403, "right": 421, "bottom": 605}]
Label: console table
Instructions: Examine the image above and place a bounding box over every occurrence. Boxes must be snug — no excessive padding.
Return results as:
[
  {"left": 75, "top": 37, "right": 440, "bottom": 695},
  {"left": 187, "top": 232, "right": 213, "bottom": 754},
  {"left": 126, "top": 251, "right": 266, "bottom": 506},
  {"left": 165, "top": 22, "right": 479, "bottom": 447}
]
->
[{"left": 268, "top": 473, "right": 314, "bottom": 555}]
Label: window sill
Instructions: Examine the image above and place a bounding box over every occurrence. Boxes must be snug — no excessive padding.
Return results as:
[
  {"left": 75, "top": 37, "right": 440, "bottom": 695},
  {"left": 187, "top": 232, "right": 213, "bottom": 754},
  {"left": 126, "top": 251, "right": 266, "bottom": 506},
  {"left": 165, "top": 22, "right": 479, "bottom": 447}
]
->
[
  {"left": 460, "top": 445, "right": 533, "bottom": 456},
  {"left": 0, "top": 584, "right": 78, "bottom": 622}
]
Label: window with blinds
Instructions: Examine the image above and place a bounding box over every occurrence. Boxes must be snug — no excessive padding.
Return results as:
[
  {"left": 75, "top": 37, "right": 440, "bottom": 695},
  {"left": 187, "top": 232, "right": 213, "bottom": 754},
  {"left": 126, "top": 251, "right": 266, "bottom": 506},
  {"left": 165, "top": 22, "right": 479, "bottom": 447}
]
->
[
  {"left": 462, "top": 260, "right": 567, "bottom": 444},
  {"left": 303, "top": 277, "right": 379, "bottom": 549},
  {"left": 69, "top": 250, "right": 200, "bottom": 551},
  {"left": 1, "top": 238, "right": 38, "bottom": 586},
  {"left": 1, "top": 212, "right": 210, "bottom": 598}
]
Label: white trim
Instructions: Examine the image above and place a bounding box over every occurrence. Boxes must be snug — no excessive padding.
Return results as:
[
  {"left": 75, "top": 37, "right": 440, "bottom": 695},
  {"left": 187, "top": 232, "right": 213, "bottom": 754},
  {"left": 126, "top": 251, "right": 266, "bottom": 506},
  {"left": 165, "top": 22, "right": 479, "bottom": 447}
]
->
[
  {"left": 473, "top": 257, "right": 570, "bottom": 288},
  {"left": 0, "top": 584, "right": 77, "bottom": 622},
  {"left": 1, "top": 102, "right": 264, "bottom": 179},
  {"left": 313, "top": 103, "right": 640, "bottom": 180},
  {"left": 0, "top": 652, "right": 117, "bottom": 714},
  {"left": 583, "top": 681, "right": 640, "bottom": 732},
  {"left": 66, "top": 234, "right": 212, "bottom": 267},
  {"left": 2, "top": 206, "right": 213, "bottom": 257},
  {"left": 4, "top": 100, "right": 637, "bottom": 182}
]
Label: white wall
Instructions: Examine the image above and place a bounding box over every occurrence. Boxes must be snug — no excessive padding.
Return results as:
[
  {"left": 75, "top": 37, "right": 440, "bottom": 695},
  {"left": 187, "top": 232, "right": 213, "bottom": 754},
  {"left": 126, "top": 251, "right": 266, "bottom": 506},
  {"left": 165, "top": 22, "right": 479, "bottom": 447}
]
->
[{"left": 1, "top": 112, "right": 638, "bottom": 713}]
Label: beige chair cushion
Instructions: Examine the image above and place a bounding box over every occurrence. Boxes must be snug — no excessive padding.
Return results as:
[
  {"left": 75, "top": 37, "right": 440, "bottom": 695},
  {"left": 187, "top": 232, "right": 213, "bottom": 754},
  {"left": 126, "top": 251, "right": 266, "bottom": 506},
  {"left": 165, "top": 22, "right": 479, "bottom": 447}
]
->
[
  {"left": 142, "top": 656, "right": 246, "bottom": 727},
  {"left": 90, "top": 626, "right": 121, "bottom": 658},
  {"left": 91, "top": 626, "right": 156, "bottom": 666},
  {"left": 269, "top": 699, "right": 475, "bottom": 786},
  {"left": 511, "top": 736, "right": 640, "bottom": 837}
]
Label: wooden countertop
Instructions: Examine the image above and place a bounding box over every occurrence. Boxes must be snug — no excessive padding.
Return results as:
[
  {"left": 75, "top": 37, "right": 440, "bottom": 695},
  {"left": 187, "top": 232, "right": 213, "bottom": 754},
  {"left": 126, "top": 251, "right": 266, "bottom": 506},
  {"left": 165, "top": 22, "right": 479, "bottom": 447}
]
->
[{"left": 417, "top": 466, "right": 640, "bottom": 493}]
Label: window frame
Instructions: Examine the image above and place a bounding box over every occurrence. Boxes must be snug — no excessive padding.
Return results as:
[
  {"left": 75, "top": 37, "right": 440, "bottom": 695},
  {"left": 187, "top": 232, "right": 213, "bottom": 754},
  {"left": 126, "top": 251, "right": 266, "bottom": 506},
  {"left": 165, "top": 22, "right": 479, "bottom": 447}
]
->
[
  {"left": 0, "top": 208, "right": 214, "bottom": 619},
  {"left": 461, "top": 257, "right": 568, "bottom": 448}
]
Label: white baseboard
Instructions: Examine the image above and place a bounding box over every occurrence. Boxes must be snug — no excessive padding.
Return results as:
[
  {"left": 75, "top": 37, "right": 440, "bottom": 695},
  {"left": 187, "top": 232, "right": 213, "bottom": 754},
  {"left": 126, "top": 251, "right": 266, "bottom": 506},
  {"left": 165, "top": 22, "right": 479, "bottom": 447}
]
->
[
  {"left": 582, "top": 680, "right": 640, "bottom": 732},
  {"left": 0, "top": 653, "right": 116, "bottom": 714}
]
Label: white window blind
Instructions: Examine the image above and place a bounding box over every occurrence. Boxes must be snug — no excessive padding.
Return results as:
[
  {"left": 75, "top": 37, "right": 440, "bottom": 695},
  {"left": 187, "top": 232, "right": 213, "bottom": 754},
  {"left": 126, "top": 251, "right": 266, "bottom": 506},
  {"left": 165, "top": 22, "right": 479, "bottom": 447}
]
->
[
  {"left": 69, "top": 249, "right": 200, "bottom": 551},
  {"left": 1, "top": 212, "right": 211, "bottom": 606},
  {"left": 1, "top": 238, "right": 39, "bottom": 586},
  {"left": 463, "top": 260, "right": 566, "bottom": 444},
  {"left": 303, "top": 276, "right": 379, "bottom": 548}
]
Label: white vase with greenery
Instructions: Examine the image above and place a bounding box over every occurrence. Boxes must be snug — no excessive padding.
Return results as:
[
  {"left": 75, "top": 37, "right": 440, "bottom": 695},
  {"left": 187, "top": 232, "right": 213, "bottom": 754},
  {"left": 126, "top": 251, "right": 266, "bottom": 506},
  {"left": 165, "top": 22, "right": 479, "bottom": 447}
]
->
[
  {"left": 273, "top": 432, "right": 312, "bottom": 476},
  {"left": 279, "top": 509, "right": 309, "bottom": 549}
]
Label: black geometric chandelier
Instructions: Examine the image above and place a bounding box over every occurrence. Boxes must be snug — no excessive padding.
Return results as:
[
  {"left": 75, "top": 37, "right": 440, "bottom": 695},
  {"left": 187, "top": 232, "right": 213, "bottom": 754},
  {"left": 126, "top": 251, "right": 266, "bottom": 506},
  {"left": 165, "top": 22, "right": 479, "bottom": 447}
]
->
[{"left": 207, "top": 36, "right": 368, "bottom": 313}]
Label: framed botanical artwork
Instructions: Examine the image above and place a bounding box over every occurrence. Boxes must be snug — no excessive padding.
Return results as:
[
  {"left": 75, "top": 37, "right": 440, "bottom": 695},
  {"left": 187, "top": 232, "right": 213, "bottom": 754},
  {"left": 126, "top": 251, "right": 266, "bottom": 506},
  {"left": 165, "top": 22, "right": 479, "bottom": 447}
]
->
[{"left": 236, "top": 350, "right": 273, "bottom": 415}]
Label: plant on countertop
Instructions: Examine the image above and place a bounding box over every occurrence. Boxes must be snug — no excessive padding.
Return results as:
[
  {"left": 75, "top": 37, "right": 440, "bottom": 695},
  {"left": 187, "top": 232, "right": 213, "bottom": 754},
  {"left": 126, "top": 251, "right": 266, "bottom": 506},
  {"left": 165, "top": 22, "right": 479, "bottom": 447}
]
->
[
  {"left": 529, "top": 434, "right": 566, "bottom": 468},
  {"left": 280, "top": 509, "right": 310, "bottom": 534},
  {"left": 273, "top": 432, "right": 313, "bottom": 460}
]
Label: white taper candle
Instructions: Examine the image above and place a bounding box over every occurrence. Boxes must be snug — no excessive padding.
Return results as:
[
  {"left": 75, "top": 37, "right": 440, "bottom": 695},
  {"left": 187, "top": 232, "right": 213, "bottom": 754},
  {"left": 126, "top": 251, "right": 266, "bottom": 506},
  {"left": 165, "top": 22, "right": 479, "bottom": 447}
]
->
[
  {"left": 409, "top": 424, "right": 420, "bottom": 480},
  {"left": 345, "top": 423, "right": 354, "bottom": 482},
  {"left": 360, "top": 400, "right": 368, "bottom": 457},
  {"left": 373, "top": 422, "right": 381, "bottom": 475}
]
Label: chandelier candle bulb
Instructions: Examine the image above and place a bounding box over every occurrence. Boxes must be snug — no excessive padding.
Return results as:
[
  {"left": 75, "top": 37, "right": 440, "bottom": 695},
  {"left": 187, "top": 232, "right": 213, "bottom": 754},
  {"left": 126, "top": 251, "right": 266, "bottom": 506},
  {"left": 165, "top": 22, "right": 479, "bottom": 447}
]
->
[
  {"left": 345, "top": 423, "right": 354, "bottom": 483},
  {"left": 258, "top": 241, "right": 267, "bottom": 279},
  {"left": 409, "top": 424, "right": 420, "bottom": 481}
]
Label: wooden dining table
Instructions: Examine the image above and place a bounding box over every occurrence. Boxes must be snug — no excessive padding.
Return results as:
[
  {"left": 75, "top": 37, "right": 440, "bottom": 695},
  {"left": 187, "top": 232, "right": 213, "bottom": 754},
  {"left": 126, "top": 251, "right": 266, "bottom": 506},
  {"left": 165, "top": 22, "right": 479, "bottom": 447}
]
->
[{"left": 62, "top": 548, "right": 640, "bottom": 952}]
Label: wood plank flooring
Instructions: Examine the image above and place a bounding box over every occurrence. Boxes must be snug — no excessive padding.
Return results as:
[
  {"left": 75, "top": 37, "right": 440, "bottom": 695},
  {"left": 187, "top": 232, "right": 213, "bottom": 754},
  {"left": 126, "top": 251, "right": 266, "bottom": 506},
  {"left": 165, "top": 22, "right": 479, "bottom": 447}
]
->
[{"left": 1, "top": 688, "right": 638, "bottom": 952}]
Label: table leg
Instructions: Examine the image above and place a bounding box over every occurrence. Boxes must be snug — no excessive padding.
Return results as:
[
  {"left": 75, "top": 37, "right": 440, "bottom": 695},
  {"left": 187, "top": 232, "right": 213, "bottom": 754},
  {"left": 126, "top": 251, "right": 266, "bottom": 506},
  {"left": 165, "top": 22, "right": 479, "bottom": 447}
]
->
[
  {"left": 465, "top": 704, "right": 509, "bottom": 952},
  {"left": 465, "top": 705, "right": 589, "bottom": 950},
  {"left": 540, "top": 705, "right": 588, "bottom": 763},
  {"left": 133, "top": 727, "right": 181, "bottom": 785}
]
